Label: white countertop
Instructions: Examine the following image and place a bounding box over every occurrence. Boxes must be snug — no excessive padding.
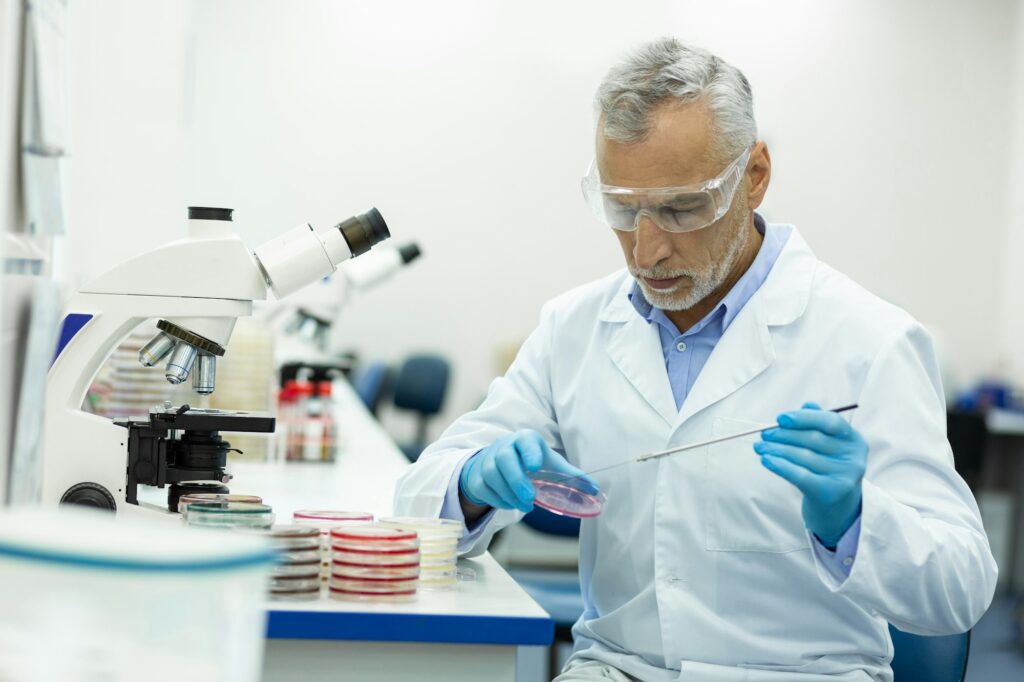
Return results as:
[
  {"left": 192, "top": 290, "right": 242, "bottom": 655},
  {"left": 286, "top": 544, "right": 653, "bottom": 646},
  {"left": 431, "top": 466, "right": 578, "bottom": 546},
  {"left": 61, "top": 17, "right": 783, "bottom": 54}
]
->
[{"left": 146, "top": 378, "right": 552, "bottom": 645}]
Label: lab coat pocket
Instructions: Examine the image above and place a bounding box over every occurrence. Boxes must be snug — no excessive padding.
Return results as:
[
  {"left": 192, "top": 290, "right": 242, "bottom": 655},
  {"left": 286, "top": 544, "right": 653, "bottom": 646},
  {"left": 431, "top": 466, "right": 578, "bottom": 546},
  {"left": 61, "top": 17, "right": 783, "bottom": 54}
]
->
[{"left": 705, "top": 417, "right": 809, "bottom": 553}]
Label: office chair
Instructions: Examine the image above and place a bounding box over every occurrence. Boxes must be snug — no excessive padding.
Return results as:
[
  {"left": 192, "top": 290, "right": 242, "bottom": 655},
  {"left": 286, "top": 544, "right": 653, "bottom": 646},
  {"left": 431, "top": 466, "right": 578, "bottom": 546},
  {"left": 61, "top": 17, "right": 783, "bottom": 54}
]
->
[
  {"left": 350, "top": 360, "right": 392, "bottom": 416},
  {"left": 888, "top": 625, "right": 971, "bottom": 682},
  {"left": 391, "top": 353, "right": 450, "bottom": 461}
]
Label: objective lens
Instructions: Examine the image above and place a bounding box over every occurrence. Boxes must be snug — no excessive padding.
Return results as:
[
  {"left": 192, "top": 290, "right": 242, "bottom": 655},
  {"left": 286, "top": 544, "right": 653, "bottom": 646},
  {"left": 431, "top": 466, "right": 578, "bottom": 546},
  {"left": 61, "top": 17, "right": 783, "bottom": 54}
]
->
[
  {"left": 192, "top": 354, "right": 216, "bottom": 395},
  {"left": 139, "top": 332, "right": 175, "bottom": 367},
  {"left": 165, "top": 343, "right": 198, "bottom": 384}
]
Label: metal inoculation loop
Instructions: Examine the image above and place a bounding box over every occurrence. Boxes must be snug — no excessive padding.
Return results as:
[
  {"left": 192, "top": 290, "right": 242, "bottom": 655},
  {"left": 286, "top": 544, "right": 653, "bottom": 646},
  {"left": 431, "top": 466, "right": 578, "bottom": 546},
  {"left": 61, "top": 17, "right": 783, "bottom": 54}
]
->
[
  {"left": 139, "top": 332, "right": 175, "bottom": 367},
  {"left": 192, "top": 354, "right": 216, "bottom": 395},
  {"left": 165, "top": 342, "right": 198, "bottom": 384}
]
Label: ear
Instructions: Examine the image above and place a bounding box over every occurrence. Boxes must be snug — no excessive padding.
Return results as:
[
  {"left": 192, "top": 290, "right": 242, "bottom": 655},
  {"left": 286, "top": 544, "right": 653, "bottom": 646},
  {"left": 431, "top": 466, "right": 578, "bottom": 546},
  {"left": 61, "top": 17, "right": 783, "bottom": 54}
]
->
[{"left": 746, "top": 141, "right": 771, "bottom": 210}]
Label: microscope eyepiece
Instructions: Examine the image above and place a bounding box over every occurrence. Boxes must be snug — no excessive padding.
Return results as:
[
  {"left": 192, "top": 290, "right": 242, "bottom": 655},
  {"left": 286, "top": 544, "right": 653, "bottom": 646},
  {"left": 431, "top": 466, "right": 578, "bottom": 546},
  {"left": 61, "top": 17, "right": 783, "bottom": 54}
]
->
[
  {"left": 398, "top": 242, "right": 422, "bottom": 264},
  {"left": 336, "top": 207, "right": 391, "bottom": 257},
  {"left": 188, "top": 207, "right": 234, "bottom": 221}
]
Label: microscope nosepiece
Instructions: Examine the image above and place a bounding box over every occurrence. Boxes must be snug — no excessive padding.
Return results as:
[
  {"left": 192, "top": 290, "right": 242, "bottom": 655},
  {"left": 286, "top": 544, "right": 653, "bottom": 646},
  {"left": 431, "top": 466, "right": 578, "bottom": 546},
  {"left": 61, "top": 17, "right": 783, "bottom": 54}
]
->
[
  {"left": 139, "top": 332, "right": 175, "bottom": 367},
  {"left": 165, "top": 343, "right": 198, "bottom": 384}
]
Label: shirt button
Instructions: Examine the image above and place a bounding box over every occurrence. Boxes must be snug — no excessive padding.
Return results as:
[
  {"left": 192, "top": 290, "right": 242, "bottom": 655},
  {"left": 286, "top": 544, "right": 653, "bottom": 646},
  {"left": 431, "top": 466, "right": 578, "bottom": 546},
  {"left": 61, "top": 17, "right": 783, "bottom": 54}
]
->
[
  {"left": 842, "top": 557, "right": 853, "bottom": 567},
  {"left": 676, "top": 341, "right": 687, "bottom": 352}
]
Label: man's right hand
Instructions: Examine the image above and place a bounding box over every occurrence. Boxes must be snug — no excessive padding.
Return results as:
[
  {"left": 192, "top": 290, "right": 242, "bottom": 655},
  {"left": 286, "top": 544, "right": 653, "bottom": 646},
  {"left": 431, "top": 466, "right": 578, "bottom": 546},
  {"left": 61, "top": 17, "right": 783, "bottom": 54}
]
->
[{"left": 458, "top": 430, "right": 592, "bottom": 517}]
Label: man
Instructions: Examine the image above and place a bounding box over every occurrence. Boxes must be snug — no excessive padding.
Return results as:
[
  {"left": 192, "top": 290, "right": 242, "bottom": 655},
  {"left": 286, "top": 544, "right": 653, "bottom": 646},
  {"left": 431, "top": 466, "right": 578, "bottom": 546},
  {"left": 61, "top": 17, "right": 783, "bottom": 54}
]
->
[{"left": 394, "top": 38, "right": 996, "bottom": 681}]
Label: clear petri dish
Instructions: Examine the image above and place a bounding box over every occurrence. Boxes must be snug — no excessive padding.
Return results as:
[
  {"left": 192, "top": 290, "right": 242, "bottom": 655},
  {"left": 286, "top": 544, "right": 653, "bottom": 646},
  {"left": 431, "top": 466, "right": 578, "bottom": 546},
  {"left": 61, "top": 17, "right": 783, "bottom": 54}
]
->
[
  {"left": 293, "top": 510, "right": 374, "bottom": 529},
  {"left": 329, "top": 527, "right": 419, "bottom": 552},
  {"left": 330, "top": 548, "right": 420, "bottom": 566},
  {"left": 272, "top": 559, "right": 321, "bottom": 576},
  {"left": 330, "top": 562, "right": 420, "bottom": 580},
  {"left": 270, "top": 587, "right": 321, "bottom": 601},
  {"left": 185, "top": 502, "right": 275, "bottom": 529},
  {"left": 418, "top": 564, "right": 458, "bottom": 585},
  {"left": 418, "top": 537, "right": 458, "bottom": 552},
  {"left": 328, "top": 586, "right": 416, "bottom": 603},
  {"left": 270, "top": 575, "right": 321, "bottom": 592},
  {"left": 236, "top": 524, "right": 320, "bottom": 551},
  {"left": 419, "top": 544, "right": 458, "bottom": 559},
  {"left": 178, "top": 493, "right": 262, "bottom": 515},
  {"left": 528, "top": 469, "right": 606, "bottom": 518},
  {"left": 328, "top": 576, "right": 418, "bottom": 594},
  {"left": 377, "top": 517, "right": 463, "bottom": 540},
  {"left": 277, "top": 548, "right": 321, "bottom": 565},
  {"left": 420, "top": 558, "right": 457, "bottom": 572}
]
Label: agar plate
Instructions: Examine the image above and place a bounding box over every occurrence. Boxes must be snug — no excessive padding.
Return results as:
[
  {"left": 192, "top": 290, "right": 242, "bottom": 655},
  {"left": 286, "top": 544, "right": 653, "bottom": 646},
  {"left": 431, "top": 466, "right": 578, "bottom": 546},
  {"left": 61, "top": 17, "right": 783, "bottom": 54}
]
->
[{"left": 528, "top": 469, "right": 606, "bottom": 518}]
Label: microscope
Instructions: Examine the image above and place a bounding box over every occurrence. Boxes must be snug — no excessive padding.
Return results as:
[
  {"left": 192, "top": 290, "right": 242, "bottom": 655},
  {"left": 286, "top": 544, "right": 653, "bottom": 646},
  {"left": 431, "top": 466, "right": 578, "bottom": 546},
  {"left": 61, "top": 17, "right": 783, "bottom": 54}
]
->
[
  {"left": 281, "top": 241, "right": 422, "bottom": 352},
  {"left": 268, "top": 241, "right": 422, "bottom": 377},
  {"left": 43, "top": 206, "right": 390, "bottom": 515}
]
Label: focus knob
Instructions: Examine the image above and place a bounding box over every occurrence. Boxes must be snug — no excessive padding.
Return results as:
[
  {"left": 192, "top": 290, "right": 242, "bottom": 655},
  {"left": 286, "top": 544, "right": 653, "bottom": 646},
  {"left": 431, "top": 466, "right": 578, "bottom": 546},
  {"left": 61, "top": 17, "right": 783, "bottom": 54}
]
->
[{"left": 60, "top": 482, "right": 117, "bottom": 512}]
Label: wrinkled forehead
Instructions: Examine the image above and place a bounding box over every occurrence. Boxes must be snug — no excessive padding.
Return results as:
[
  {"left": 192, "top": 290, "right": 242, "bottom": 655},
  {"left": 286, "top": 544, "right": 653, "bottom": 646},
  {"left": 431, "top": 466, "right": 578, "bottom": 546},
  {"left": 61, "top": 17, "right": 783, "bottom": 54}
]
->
[{"left": 596, "top": 101, "right": 723, "bottom": 189}]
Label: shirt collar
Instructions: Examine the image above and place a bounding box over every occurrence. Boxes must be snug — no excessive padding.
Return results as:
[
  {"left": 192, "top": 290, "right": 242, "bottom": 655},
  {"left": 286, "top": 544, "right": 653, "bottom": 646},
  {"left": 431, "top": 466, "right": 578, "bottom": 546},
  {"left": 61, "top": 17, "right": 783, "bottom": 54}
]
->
[{"left": 628, "top": 213, "right": 784, "bottom": 335}]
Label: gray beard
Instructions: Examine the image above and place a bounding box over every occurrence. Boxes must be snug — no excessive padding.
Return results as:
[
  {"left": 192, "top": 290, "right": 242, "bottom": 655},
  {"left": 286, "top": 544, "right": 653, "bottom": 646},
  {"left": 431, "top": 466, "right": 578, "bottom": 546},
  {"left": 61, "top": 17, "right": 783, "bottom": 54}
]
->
[{"left": 632, "top": 215, "right": 751, "bottom": 311}]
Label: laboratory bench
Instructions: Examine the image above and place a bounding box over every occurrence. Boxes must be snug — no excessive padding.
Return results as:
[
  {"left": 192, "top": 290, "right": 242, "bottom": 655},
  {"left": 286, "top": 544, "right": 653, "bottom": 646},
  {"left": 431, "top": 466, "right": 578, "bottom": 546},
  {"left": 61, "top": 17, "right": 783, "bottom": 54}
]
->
[{"left": 191, "top": 380, "right": 553, "bottom": 681}]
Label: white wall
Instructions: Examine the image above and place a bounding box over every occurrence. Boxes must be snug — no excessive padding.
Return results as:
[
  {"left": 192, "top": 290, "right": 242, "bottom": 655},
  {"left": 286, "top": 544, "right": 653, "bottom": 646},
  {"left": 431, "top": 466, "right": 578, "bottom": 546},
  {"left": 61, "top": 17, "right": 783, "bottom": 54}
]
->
[
  {"left": 66, "top": 0, "right": 1022, "bottom": 438},
  {"left": 65, "top": 0, "right": 189, "bottom": 283},
  {"left": 999, "top": 1, "right": 1024, "bottom": 385}
]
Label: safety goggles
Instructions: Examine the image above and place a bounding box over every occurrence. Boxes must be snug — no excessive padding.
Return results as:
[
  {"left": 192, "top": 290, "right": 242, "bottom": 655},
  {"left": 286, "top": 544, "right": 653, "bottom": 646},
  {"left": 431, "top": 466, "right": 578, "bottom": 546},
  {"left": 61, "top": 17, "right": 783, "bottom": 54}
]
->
[{"left": 581, "top": 147, "right": 751, "bottom": 233}]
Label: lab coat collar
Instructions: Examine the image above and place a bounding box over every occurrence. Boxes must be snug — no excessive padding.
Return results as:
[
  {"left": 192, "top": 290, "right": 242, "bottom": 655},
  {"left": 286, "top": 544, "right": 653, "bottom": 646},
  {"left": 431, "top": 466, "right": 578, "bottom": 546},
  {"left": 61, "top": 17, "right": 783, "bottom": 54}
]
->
[{"left": 598, "top": 223, "right": 816, "bottom": 429}]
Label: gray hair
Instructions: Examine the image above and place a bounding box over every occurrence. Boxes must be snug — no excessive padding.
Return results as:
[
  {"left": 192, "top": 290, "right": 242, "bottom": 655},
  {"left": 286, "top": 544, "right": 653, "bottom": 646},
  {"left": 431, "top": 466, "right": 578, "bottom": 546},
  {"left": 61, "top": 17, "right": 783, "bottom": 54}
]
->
[{"left": 595, "top": 37, "right": 757, "bottom": 162}]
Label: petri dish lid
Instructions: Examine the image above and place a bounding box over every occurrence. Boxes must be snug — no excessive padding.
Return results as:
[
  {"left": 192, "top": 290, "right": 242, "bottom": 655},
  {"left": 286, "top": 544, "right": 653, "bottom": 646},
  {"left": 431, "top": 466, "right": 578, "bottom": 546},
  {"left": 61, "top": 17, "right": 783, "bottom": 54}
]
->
[
  {"left": 293, "top": 510, "right": 373, "bottom": 523},
  {"left": 178, "top": 493, "right": 262, "bottom": 513},
  {"left": 0, "top": 507, "right": 275, "bottom": 572},
  {"left": 330, "top": 526, "right": 416, "bottom": 542},
  {"left": 187, "top": 502, "right": 273, "bottom": 515},
  {"left": 377, "top": 517, "right": 463, "bottom": 539},
  {"left": 528, "top": 469, "right": 606, "bottom": 518},
  {"left": 332, "top": 558, "right": 420, "bottom": 569},
  {"left": 329, "top": 576, "right": 419, "bottom": 590},
  {"left": 262, "top": 524, "right": 320, "bottom": 539}
]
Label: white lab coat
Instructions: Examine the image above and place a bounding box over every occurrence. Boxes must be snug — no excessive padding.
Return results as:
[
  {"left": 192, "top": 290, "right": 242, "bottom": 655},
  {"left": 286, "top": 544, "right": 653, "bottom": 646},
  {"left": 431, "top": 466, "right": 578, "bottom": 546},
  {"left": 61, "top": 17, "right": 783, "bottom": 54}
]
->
[{"left": 393, "top": 224, "right": 997, "bottom": 681}]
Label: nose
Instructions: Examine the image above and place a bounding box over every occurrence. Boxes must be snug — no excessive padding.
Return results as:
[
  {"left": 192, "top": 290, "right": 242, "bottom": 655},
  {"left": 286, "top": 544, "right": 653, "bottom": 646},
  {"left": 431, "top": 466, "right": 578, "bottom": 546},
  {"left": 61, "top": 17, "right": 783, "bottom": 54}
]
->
[{"left": 632, "top": 211, "right": 673, "bottom": 270}]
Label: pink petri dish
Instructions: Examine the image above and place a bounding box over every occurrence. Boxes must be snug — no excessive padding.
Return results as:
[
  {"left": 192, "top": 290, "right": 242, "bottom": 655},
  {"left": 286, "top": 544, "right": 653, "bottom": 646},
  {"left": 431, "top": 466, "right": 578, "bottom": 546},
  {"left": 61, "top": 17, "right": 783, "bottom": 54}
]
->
[
  {"left": 293, "top": 511, "right": 374, "bottom": 527},
  {"left": 329, "top": 527, "right": 420, "bottom": 553},
  {"left": 528, "top": 469, "right": 606, "bottom": 518},
  {"left": 330, "top": 548, "right": 420, "bottom": 566},
  {"left": 330, "top": 562, "right": 420, "bottom": 580}
]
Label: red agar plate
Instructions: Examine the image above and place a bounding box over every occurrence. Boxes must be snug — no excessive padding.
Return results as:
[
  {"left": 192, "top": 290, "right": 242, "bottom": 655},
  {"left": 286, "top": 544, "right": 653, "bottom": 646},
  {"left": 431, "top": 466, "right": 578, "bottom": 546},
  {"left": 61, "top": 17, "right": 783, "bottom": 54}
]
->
[{"left": 528, "top": 469, "right": 606, "bottom": 518}]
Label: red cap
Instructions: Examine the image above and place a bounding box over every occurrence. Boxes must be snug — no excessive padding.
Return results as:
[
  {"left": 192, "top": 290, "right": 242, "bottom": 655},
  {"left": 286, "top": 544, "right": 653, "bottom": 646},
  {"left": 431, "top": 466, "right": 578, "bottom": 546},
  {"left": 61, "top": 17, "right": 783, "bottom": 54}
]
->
[{"left": 317, "top": 381, "right": 333, "bottom": 397}]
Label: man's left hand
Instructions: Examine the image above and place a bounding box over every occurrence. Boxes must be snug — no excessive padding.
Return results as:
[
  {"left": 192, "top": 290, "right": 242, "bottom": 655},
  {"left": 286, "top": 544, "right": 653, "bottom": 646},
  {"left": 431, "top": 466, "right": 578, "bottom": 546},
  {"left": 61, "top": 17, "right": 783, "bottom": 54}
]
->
[{"left": 754, "top": 402, "right": 868, "bottom": 549}]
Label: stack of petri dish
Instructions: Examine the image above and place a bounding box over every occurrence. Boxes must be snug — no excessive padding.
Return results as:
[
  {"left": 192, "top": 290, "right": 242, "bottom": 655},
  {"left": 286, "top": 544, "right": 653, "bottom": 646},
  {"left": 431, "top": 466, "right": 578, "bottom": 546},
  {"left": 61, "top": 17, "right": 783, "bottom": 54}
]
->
[
  {"left": 249, "top": 525, "right": 322, "bottom": 601},
  {"left": 378, "top": 517, "right": 461, "bottom": 589},
  {"left": 328, "top": 527, "right": 420, "bottom": 602},
  {"left": 185, "top": 502, "right": 275, "bottom": 530},
  {"left": 292, "top": 510, "right": 374, "bottom": 580},
  {"left": 177, "top": 493, "right": 263, "bottom": 516}
]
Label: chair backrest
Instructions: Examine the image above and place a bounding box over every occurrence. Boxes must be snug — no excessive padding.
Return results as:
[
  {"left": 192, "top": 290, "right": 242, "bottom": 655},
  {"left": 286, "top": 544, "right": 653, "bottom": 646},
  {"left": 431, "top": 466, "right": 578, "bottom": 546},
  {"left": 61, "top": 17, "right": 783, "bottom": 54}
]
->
[
  {"left": 350, "top": 361, "right": 391, "bottom": 415},
  {"left": 392, "top": 354, "right": 450, "bottom": 416},
  {"left": 521, "top": 506, "right": 581, "bottom": 537},
  {"left": 888, "top": 625, "right": 970, "bottom": 682}
]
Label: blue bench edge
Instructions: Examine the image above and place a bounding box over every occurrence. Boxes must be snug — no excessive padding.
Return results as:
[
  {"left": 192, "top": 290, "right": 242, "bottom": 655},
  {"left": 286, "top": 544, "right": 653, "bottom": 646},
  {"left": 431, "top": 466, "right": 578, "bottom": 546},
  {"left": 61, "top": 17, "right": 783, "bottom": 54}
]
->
[{"left": 267, "top": 610, "right": 555, "bottom": 646}]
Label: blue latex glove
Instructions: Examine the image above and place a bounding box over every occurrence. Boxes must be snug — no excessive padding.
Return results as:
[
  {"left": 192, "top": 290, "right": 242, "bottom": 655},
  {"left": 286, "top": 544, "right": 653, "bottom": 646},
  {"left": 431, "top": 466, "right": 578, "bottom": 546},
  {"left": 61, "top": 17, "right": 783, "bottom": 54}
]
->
[
  {"left": 754, "top": 402, "right": 868, "bottom": 548},
  {"left": 459, "top": 430, "right": 593, "bottom": 513}
]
